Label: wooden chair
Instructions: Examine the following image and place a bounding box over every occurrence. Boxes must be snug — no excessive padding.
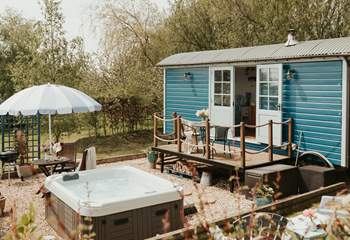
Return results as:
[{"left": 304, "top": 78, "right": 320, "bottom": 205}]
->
[
  {"left": 57, "top": 142, "right": 77, "bottom": 172},
  {"left": 210, "top": 126, "right": 231, "bottom": 157}
]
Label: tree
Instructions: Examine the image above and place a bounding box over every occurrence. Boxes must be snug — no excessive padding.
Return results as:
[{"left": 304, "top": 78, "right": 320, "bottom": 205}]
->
[
  {"left": 0, "top": 10, "right": 42, "bottom": 100},
  {"left": 163, "top": 0, "right": 350, "bottom": 50},
  {"left": 0, "top": 1, "right": 91, "bottom": 140},
  {"left": 95, "top": 0, "right": 163, "bottom": 103},
  {"left": 8, "top": 0, "right": 89, "bottom": 90}
]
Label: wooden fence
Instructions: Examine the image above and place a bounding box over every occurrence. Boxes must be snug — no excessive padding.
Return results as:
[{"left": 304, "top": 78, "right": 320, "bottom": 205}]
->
[{"left": 153, "top": 112, "right": 293, "bottom": 166}]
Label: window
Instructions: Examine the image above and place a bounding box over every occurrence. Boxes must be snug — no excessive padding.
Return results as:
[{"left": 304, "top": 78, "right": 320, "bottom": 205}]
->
[
  {"left": 259, "top": 68, "right": 279, "bottom": 110},
  {"left": 214, "top": 70, "right": 231, "bottom": 106}
]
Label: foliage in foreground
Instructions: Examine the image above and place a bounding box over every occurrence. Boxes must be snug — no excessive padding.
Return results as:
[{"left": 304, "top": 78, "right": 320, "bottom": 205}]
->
[
  {"left": 3, "top": 172, "right": 350, "bottom": 239},
  {"left": 4, "top": 203, "right": 96, "bottom": 240},
  {"left": 4, "top": 203, "right": 41, "bottom": 240}
]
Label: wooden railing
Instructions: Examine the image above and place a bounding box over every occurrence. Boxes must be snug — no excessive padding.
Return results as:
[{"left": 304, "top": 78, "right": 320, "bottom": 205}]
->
[
  {"left": 242, "top": 118, "right": 293, "bottom": 167},
  {"left": 153, "top": 112, "right": 293, "bottom": 168}
]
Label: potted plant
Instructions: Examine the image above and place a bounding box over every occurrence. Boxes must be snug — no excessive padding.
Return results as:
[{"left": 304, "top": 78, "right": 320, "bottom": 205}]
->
[
  {"left": 147, "top": 148, "right": 158, "bottom": 169},
  {"left": 0, "top": 191, "right": 6, "bottom": 216},
  {"left": 15, "top": 129, "right": 33, "bottom": 180},
  {"left": 254, "top": 184, "right": 274, "bottom": 206}
]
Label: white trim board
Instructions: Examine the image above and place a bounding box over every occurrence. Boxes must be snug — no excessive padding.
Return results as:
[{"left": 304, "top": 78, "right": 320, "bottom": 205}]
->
[
  {"left": 163, "top": 68, "right": 166, "bottom": 134},
  {"left": 160, "top": 57, "right": 344, "bottom": 69},
  {"left": 341, "top": 58, "right": 348, "bottom": 167},
  {"left": 208, "top": 67, "right": 211, "bottom": 117}
]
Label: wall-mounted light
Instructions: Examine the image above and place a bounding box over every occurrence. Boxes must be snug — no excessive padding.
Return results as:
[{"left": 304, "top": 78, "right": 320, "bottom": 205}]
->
[
  {"left": 184, "top": 72, "right": 193, "bottom": 80},
  {"left": 287, "top": 69, "right": 295, "bottom": 80}
]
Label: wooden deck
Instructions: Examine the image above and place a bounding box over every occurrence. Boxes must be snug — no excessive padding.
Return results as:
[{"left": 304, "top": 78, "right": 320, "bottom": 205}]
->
[
  {"left": 152, "top": 113, "right": 293, "bottom": 192},
  {"left": 153, "top": 143, "right": 289, "bottom": 171}
]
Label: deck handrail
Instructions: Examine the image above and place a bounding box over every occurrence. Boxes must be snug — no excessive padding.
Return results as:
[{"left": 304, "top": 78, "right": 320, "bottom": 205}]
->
[
  {"left": 153, "top": 114, "right": 177, "bottom": 122},
  {"left": 153, "top": 113, "right": 178, "bottom": 147},
  {"left": 153, "top": 112, "right": 293, "bottom": 168}
]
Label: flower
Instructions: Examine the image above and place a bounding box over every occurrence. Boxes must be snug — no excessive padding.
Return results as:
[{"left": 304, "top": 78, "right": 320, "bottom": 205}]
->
[
  {"left": 303, "top": 209, "right": 316, "bottom": 218},
  {"left": 52, "top": 142, "right": 62, "bottom": 154},
  {"left": 196, "top": 108, "right": 209, "bottom": 119},
  {"left": 42, "top": 141, "right": 62, "bottom": 154}
]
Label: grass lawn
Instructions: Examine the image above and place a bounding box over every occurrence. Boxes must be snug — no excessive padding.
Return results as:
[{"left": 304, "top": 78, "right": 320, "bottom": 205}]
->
[{"left": 53, "top": 129, "right": 154, "bottom": 160}]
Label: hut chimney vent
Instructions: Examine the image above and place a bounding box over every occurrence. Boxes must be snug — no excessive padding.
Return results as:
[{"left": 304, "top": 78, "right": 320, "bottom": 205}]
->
[{"left": 285, "top": 29, "right": 298, "bottom": 47}]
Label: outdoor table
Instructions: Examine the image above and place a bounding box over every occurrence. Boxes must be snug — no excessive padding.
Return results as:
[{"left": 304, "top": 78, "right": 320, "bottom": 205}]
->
[{"left": 33, "top": 158, "right": 70, "bottom": 177}]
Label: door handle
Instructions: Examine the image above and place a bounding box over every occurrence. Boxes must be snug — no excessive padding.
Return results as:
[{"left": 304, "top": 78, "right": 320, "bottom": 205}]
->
[
  {"left": 232, "top": 101, "right": 235, "bottom": 107},
  {"left": 277, "top": 104, "right": 281, "bottom": 111}
]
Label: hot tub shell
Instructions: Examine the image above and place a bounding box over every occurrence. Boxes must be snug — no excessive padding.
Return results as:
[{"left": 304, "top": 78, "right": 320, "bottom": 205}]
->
[{"left": 45, "top": 166, "right": 184, "bottom": 240}]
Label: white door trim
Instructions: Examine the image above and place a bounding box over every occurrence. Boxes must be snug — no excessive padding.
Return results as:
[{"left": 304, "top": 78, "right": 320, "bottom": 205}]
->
[{"left": 341, "top": 58, "right": 348, "bottom": 167}]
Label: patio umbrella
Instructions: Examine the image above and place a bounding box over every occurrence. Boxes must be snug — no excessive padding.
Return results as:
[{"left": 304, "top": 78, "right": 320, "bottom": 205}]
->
[{"left": 0, "top": 83, "right": 102, "bottom": 151}]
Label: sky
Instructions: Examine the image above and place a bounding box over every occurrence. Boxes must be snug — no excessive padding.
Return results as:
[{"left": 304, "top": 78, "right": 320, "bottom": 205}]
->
[{"left": 0, "top": 0, "right": 169, "bottom": 53}]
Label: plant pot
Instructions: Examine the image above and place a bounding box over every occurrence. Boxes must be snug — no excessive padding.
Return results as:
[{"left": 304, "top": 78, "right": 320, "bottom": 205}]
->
[
  {"left": 200, "top": 171, "right": 212, "bottom": 186},
  {"left": 255, "top": 197, "right": 272, "bottom": 207},
  {"left": 147, "top": 151, "right": 158, "bottom": 169},
  {"left": 0, "top": 196, "right": 6, "bottom": 216},
  {"left": 16, "top": 164, "right": 34, "bottom": 179}
]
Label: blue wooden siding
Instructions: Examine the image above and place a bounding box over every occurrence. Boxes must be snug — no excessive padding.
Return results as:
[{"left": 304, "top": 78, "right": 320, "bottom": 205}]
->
[
  {"left": 282, "top": 60, "right": 343, "bottom": 165},
  {"left": 163, "top": 61, "right": 344, "bottom": 166},
  {"left": 165, "top": 67, "right": 209, "bottom": 132}
]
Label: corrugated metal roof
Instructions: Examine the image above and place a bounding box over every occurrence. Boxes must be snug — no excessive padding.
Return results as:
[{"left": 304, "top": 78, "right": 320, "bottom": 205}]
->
[{"left": 157, "top": 36, "right": 350, "bottom": 67}]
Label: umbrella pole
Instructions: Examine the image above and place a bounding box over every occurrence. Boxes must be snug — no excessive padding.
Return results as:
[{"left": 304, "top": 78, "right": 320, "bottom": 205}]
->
[{"left": 49, "top": 113, "right": 52, "bottom": 153}]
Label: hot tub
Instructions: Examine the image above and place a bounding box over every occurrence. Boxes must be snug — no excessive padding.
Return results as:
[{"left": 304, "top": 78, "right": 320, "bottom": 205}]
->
[{"left": 44, "top": 166, "right": 184, "bottom": 240}]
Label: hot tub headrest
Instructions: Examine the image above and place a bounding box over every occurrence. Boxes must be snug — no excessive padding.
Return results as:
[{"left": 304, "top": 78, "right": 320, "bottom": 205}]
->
[{"left": 62, "top": 173, "right": 79, "bottom": 181}]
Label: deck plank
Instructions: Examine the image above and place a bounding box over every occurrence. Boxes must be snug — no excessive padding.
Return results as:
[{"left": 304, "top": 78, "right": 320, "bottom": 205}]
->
[{"left": 153, "top": 144, "right": 288, "bottom": 170}]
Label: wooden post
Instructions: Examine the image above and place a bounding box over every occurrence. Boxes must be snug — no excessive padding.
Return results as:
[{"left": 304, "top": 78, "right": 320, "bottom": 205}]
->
[
  {"left": 173, "top": 112, "right": 177, "bottom": 143},
  {"left": 288, "top": 118, "right": 293, "bottom": 158},
  {"left": 160, "top": 152, "right": 165, "bottom": 173},
  {"left": 177, "top": 116, "right": 182, "bottom": 152},
  {"left": 153, "top": 113, "right": 158, "bottom": 147},
  {"left": 268, "top": 120, "right": 273, "bottom": 162},
  {"left": 230, "top": 169, "right": 235, "bottom": 193},
  {"left": 205, "top": 118, "right": 210, "bottom": 159},
  {"left": 240, "top": 122, "right": 246, "bottom": 169}
]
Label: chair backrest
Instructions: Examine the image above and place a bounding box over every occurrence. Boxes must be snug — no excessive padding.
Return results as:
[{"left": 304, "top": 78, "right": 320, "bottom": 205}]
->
[
  {"left": 181, "top": 120, "right": 195, "bottom": 138},
  {"left": 58, "top": 142, "right": 76, "bottom": 163},
  {"left": 213, "top": 126, "right": 229, "bottom": 141}
]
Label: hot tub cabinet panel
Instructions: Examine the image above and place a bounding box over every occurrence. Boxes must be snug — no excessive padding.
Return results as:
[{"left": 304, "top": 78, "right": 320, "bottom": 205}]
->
[
  {"left": 46, "top": 194, "right": 183, "bottom": 239},
  {"left": 44, "top": 166, "right": 184, "bottom": 240}
]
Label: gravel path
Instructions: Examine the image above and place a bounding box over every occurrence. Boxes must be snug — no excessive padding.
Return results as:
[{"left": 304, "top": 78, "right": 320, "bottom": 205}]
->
[{"left": 0, "top": 158, "right": 252, "bottom": 238}]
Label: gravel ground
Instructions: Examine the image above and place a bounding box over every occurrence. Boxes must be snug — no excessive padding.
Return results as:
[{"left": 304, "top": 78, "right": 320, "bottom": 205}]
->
[{"left": 0, "top": 158, "right": 252, "bottom": 238}]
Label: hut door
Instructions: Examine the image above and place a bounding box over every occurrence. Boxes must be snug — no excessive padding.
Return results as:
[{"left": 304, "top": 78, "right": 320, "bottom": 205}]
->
[
  {"left": 256, "top": 64, "right": 283, "bottom": 146},
  {"left": 209, "top": 66, "right": 235, "bottom": 137}
]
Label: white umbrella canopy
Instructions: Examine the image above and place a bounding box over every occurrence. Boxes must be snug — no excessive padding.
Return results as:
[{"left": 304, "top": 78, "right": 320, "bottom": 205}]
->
[
  {"left": 0, "top": 83, "right": 101, "bottom": 115},
  {"left": 0, "top": 83, "right": 102, "bottom": 151}
]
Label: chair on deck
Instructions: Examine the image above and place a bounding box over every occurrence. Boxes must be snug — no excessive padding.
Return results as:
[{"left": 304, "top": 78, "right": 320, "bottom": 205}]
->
[
  {"left": 57, "top": 142, "right": 77, "bottom": 172},
  {"left": 210, "top": 126, "right": 231, "bottom": 157}
]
